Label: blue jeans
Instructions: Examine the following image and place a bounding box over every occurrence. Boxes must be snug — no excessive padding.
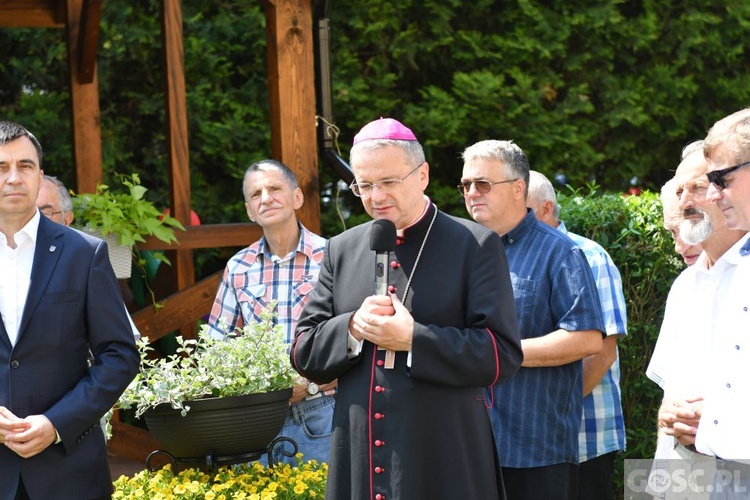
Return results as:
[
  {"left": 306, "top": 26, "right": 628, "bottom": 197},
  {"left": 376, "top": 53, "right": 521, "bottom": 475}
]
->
[{"left": 262, "top": 394, "right": 335, "bottom": 466}]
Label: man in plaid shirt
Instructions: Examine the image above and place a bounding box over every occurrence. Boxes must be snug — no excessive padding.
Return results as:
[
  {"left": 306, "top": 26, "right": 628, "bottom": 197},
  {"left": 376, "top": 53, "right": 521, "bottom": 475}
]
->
[
  {"left": 528, "top": 170, "right": 627, "bottom": 500},
  {"left": 209, "top": 159, "right": 334, "bottom": 465}
]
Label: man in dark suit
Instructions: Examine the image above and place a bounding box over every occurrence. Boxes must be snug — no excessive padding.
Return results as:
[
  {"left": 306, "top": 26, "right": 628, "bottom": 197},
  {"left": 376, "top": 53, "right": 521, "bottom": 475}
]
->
[{"left": 0, "top": 121, "right": 140, "bottom": 500}]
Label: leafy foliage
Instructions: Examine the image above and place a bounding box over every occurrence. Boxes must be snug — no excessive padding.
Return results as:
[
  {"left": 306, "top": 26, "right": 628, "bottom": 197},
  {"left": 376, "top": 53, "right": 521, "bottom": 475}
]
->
[
  {"left": 117, "top": 304, "right": 296, "bottom": 419},
  {"left": 71, "top": 173, "right": 185, "bottom": 247}
]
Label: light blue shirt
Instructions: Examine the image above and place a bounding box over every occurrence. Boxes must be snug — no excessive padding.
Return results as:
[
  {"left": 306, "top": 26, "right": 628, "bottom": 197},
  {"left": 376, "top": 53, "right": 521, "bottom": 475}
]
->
[{"left": 558, "top": 222, "right": 628, "bottom": 462}]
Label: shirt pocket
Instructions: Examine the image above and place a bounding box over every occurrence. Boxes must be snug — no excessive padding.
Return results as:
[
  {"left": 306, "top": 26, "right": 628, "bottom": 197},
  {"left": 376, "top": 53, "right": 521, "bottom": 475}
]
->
[
  {"left": 291, "top": 279, "right": 315, "bottom": 321},
  {"left": 510, "top": 275, "right": 536, "bottom": 326},
  {"left": 238, "top": 283, "right": 269, "bottom": 324}
]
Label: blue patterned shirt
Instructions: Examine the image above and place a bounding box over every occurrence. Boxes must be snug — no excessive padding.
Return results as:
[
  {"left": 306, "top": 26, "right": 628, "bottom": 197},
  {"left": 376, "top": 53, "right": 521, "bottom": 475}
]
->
[
  {"left": 558, "top": 222, "right": 628, "bottom": 462},
  {"left": 489, "top": 210, "right": 605, "bottom": 468},
  {"left": 208, "top": 224, "right": 326, "bottom": 344}
]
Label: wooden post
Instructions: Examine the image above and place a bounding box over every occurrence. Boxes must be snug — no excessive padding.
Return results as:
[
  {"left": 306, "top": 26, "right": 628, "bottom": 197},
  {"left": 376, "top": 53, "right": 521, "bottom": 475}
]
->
[
  {"left": 161, "top": 0, "right": 196, "bottom": 337},
  {"left": 262, "top": 0, "right": 321, "bottom": 234},
  {"left": 66, "top": 0, "right": 103, "bottom": 193}
]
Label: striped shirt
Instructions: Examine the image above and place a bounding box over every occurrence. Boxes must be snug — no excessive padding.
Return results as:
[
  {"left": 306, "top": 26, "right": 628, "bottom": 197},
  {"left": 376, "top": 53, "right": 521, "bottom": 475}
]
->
[
  {"left": 489, "top": 210, "right": 605, "bottom": 468},
  {"left": 558, "top": 222, "right": 628, "bottom": 462},
  {"left": 208, "top": 224, "right": 326, "bottom": 344}
]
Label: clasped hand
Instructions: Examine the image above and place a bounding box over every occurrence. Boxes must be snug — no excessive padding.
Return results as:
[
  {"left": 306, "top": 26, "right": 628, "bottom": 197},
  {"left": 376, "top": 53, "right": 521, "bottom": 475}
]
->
[
  {"left": 350, "top": 293, "right": 413, "bottom": 352},
  {"left": 658, "top": 397, "right": 703, "bottom": 446},
  {"left": 0, "top": 406, "right": 57, "bottom": 458}
]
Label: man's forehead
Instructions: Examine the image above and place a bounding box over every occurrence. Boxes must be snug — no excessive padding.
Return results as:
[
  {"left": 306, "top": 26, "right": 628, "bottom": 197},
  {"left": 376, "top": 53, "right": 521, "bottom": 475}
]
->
[
  {"left": 675, "top": 154, "right": 709, "bottom": 185},
  {"left": 0, "top": 136, "right": 40, "bottom": 163}
]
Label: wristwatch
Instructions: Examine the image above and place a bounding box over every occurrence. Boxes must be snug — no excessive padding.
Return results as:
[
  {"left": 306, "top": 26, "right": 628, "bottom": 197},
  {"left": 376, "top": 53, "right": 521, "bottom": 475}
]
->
[{"left": 306, "top": 381, "right": 320, "bottom": 396}]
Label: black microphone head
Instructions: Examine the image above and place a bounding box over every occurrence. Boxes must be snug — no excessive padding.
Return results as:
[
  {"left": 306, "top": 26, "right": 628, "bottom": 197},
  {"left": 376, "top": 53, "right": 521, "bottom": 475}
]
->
[{"left": 370, "top": 219, "right": 397, "bottom": 252}]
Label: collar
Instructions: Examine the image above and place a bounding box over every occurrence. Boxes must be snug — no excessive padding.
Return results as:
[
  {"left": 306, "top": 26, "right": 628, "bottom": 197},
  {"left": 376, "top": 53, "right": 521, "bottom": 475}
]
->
[
  {"left": 692, "top": 233, "right": 750, "bottom": 273},
  {"left": 395, "top": 197, "right": 435, "bottom": 245},
  {"left": 501, "top": 209, "right": 536, "bottom": 245},
  {"left": 255, "top": 222, "right": 316, "bottom": 263},
  {"left": 1, "top": 210, "right": 41, "bottom": 248},
  {"left": 724, "top": 232, "right": 750, "bottom": 264}
]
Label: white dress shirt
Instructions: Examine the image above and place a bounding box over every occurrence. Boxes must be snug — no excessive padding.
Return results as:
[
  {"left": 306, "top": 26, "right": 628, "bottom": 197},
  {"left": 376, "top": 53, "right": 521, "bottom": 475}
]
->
[
  {"left": 0, "top": 211, "right": 40, "bottom": 347},
  {"left": 695, "top": 233, "right": 750, "bottom": 460}
]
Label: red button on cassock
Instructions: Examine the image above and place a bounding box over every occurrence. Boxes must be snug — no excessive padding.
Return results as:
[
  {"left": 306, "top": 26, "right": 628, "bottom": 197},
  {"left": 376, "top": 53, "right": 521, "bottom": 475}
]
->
[
  {"left": 375, "top": 440, "right": 384, "bottom": 446},
  {"left": 375, "top": 467, "right": 384, "bottom": 474},
  {"left": 375, "top": 386, "right": 384, "bottom": 393},
  {"left": 375, "top": 413, "right": 384, "bottom": 419},
  {"left": 376, "top": 495, "right": 385, "bottom": 500},
  {"left": 387, "top": 285, "right": 396, "bottom": 293},
  {"left": 390, "top": 261, "right": 400, "bottom": 269},
  {"left": 377, "top": 359, "right": 384, "bottom": 367}
]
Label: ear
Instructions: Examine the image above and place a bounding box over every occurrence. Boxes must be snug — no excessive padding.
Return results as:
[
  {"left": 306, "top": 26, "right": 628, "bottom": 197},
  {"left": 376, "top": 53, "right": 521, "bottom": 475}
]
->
[
  {"left": 244, "top": 202, "right": 255, "bottom": 223},
  {"left": 540, "top": 200, "right": 554, "bottom": 218},
  {"left": 293, "top": 187, "right": 304, "bottom": 210},
  {"left": 63, "top": 212, "right": 75, "bottom": 227},
  {"left": 514, "top": 179, "right": 527, "bottom": 201},
  {"left": 419, "top": 162, "right": 430, "bottom": 189}
]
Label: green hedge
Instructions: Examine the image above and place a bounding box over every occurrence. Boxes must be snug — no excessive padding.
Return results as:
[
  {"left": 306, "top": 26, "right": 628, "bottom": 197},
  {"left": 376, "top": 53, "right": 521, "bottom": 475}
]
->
[{"left": 559, "top": 188, "right": 683, "bottom": 497}]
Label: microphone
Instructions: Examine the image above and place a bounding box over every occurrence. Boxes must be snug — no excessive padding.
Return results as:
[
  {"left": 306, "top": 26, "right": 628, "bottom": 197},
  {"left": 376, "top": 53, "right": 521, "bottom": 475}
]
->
[
  {"left": 369, "top": 219, "right": 397, "bottom": 369},
  {"left": 370, "top": 219, "right": 397, "bottom": 296}
]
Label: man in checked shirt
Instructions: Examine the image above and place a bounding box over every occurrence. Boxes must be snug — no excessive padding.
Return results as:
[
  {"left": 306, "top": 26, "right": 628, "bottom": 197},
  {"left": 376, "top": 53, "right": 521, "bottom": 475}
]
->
[{"left": 208, "top": 159, "right": 335, "bottom": 465}]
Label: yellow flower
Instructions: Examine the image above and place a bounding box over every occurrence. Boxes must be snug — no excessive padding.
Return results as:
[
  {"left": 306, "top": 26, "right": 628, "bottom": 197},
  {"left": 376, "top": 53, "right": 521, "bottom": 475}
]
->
[{"left": 294, "top": 482, "right": 308, "bottom": 494}]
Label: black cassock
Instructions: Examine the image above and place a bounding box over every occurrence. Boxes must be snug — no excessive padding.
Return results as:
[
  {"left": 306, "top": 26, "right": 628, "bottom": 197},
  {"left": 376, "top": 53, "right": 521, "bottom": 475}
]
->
[{"left": 292, "top": 204, "right": 522, "bottom": 500}]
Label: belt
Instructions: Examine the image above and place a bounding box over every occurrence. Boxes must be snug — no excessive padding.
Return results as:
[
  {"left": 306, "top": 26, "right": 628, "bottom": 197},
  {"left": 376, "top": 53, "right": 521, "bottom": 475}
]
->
[{"left": 679, "top": 442, "right": 712, "bottom": 457}]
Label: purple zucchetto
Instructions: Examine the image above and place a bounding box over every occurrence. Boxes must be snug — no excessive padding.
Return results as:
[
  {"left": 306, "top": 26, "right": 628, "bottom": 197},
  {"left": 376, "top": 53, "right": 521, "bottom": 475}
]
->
[{"left": 352, "top": 118, "right": 418, "bottom": 145}]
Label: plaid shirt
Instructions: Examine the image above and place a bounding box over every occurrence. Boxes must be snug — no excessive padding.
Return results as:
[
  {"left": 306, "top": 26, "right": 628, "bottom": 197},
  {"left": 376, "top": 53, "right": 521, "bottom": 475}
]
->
[
  {"left": 559, "top": 222, "right": 628, "bottom": 462},
  {"left": 208, "top": 224, "right": 326, "bottom": 344}
]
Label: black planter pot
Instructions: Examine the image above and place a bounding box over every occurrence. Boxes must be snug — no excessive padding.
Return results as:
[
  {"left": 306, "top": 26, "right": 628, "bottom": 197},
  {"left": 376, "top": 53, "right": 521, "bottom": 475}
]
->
[{"left": 144, "top": 388, "right": 292, "bottom": 460}]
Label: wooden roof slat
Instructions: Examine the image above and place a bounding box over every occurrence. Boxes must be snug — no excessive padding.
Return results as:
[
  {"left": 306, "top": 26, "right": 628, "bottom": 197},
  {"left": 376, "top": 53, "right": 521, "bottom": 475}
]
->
[{"left": 0, "top": 0, "right": 64, "bottom": 28}]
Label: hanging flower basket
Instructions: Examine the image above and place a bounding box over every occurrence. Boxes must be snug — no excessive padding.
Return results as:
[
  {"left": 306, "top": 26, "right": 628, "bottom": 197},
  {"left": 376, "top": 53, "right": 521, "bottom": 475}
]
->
[{"left": 144, "top": 388, "right": 292, "bottom": 460}]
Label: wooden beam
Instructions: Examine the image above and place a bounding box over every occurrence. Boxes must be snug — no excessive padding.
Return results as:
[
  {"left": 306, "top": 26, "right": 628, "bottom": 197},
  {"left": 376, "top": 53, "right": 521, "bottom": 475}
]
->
[
  {"left": 161, "top": 0, "right": 196, "bottom": 337},
  {"left": 66, "top": 0, "right": 103, "bottom": 193},
  {"left": 0, "top": 0, "right": 64, "bottom": 27},
  {"left": 77, "top": 0, "right": 102, "bottom": 84},
  {"left": 131, "top": 271, "right": 222, "bottom": 343},
  {"left": 262, "top": 0, "right": 321, "bottom": 234},
  {"left": 137, "top": 223, "right": 263, "bottom": 251}
]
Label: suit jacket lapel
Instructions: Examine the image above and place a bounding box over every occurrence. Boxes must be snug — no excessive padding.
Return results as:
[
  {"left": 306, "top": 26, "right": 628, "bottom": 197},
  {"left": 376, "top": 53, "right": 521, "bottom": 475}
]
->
[
  {"left": 0, "top": 314, "right": 9, "bottom": 350},
  {"left": 18, "top": 217, "right": 65, "bottom": 340}
]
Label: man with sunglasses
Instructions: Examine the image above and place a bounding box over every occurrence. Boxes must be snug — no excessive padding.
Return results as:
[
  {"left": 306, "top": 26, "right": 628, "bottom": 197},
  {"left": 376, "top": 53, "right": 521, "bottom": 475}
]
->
[
  {"left": 292, "top": 118, "right": 523, "bottom": 500},
  {"left": 643, "top": 143, "right": 747, "bottom": 498},
  {"left": 682, "top": 109, "right": 750, "bottom": 465},
  {"left": 461, "top": 139, "right": 605, "bottom": 500}
]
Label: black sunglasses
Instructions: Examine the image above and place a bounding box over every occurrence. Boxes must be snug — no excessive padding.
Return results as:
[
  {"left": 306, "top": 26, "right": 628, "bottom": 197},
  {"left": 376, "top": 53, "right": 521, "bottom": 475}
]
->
[{"left": 706, "top": 160, "right": 750, "bottom": 190}]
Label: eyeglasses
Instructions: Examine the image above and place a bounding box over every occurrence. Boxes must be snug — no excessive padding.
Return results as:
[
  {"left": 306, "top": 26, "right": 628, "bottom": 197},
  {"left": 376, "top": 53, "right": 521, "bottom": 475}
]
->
[
  {"left": 40, "top": 208, "right": 62, "bottom": 219},
  {"left": 457, "top": 178, "right": 518, "bottom": 196},
  {"left": 350, "top": 163, "right": 423, "bottom": 198},
  {"left": 706, "top": 160, "right": 750, "bottom": 190}
]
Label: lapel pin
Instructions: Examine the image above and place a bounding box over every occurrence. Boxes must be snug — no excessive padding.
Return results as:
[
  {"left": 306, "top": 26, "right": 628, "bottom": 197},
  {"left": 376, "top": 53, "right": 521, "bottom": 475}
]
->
[{"left": 49, "top": 245, "right": 57, "bottom": 252}]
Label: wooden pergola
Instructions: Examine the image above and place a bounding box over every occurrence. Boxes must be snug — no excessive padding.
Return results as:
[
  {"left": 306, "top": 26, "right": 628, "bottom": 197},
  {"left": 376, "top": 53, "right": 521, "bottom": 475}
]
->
[{"left": 1, "top": 0, "right": 323, "bottom": 461}]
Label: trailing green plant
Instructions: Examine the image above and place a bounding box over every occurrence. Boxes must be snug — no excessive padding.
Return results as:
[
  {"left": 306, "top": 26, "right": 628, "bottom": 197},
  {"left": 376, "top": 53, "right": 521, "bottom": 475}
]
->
[
  {"left": 72, "top": 173, "right": 185, "bottom": 249},
  {"left": 116, "top": 304, "right": 296, "bottom": 419}
]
